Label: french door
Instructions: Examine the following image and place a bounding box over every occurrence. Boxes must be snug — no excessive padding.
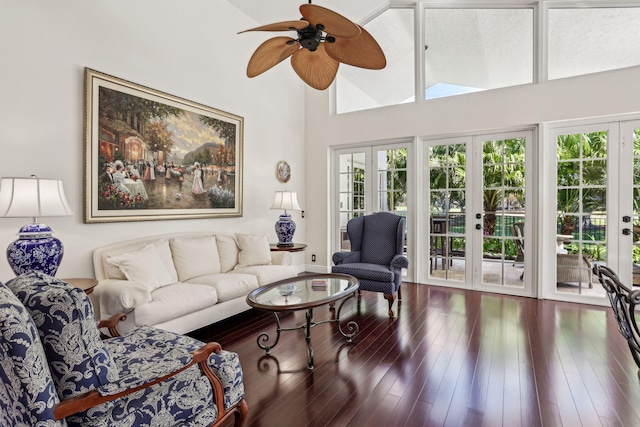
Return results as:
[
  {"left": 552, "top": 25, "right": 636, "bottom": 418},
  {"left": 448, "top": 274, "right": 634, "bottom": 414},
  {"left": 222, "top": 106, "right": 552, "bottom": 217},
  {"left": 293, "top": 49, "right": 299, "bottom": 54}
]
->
[
  {"left": 334, "top": 142, "right": 412, "bottom": 280},
  {"left": 547, "top": 120, "right": 640, "bottom": 301},
  {"left": 423, "top": 129, "right": 535, "bottom": 297}
]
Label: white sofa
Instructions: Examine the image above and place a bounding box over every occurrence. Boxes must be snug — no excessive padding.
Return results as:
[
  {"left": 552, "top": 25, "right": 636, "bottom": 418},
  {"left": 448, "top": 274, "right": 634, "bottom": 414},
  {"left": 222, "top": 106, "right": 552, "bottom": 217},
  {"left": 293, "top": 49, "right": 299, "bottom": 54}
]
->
[{"left": 93, "top": 231, "right": 298, "bottom": 334}]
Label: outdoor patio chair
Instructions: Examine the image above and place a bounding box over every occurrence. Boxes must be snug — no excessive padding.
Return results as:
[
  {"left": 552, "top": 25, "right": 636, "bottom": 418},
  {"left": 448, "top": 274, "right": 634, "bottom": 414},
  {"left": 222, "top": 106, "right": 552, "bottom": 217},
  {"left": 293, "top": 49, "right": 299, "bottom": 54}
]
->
[
  {"left": 510, "top": 222, "right": 525, "bottom": 280},
  {"left": 557, "top": 253, "right": 593, "bottom": 288}
]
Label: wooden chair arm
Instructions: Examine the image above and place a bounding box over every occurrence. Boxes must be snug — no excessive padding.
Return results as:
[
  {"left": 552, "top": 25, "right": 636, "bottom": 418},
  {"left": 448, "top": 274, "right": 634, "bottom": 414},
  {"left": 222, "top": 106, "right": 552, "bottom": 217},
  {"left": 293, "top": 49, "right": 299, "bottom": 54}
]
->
[
  {"left": 97, "top": 313, "right": 127, "bottom": 338},
  {"left": 53, "top": 341, "right": 222, "bottom": 420}
]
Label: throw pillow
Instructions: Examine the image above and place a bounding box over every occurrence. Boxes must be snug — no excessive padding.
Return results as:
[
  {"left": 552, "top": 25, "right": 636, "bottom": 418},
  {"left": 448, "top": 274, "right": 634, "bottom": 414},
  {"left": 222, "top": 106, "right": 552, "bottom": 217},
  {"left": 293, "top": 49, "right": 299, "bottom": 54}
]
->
[
  {"left": 151, "top": 239, "right": 179, "bottom": 284},
  {"left": 106, "top": 244, "right": 175, "bottom": 292},
  {"left": 216, "top": 234, "right": 239, "bottom": 273},
  {"left": 236, "top": 234, "right": 272, "bottom": 268},
  {"left": 170, "top": 236, "right": 221, "bottom": 281}
]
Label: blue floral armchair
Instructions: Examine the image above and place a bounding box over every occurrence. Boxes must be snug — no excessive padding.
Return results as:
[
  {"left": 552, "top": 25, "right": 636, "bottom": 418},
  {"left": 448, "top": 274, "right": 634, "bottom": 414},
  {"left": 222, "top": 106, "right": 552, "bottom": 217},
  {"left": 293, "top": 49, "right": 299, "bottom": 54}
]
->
[
  {"left": 0, "top": 272, "right": 248, "bottom": 427},
  {"left": 332, "top": 212, "right": 409, "bottom": 317}
]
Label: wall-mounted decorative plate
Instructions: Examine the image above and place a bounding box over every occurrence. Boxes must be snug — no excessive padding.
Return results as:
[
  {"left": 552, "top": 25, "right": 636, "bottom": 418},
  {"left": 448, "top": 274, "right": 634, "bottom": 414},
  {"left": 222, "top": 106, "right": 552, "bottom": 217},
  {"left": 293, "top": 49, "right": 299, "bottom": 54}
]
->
[{"left": 276, "top": 160, "right": 291, "bottom": 183}]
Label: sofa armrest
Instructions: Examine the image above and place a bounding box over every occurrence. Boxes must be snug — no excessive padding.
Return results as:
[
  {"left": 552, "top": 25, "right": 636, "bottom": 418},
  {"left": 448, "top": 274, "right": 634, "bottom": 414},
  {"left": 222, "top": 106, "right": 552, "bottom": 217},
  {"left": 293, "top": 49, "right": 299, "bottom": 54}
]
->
[
  {"left": 98, "top": 313, "right": 127, "bottom": 338},
  {"left": 270, "top": 251, "right": 292, "bottom": 266},
  {"left": 95, "top": 279, "right": 152, "bottom": 316}
]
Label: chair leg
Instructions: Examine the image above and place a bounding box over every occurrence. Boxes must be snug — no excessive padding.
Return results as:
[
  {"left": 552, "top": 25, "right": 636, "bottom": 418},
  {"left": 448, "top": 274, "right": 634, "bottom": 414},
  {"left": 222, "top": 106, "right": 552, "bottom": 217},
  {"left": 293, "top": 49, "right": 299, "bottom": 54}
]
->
[
  {"left": 384, "top": 293, "right": 396, "bottom": 318},
  {"left": 233, "top": 400, "right": 249, "bottom": 427},
  {"left": 397, "top": 284, "right": 402, "bottom": 301}
]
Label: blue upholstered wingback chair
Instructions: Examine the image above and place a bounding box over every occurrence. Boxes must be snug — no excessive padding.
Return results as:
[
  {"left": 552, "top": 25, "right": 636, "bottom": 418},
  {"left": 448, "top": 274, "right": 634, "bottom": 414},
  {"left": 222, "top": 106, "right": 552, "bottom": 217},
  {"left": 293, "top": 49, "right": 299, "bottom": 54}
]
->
[
  {"left": 331, "top": 212, "right": 409, "bottom": 317},
  {"left": 0, "top": 272, "right": 248, "bottom": 427}
]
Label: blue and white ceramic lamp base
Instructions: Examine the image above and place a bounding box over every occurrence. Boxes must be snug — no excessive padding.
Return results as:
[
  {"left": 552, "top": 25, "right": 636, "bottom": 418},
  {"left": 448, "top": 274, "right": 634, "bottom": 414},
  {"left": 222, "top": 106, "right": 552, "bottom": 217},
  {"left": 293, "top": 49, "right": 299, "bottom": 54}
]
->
[
  {"left": 275, "top": 213, "right": 296, "bottom": 247},
  {"left": 6, "top": 223, "right": 64, "bottom": 276}
]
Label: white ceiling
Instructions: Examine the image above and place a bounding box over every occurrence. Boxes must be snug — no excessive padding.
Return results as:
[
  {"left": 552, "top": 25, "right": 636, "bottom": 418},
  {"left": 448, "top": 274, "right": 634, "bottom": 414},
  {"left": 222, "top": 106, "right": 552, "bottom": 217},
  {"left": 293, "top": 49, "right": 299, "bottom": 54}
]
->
[
  {"left": 230, "top": 1, "right": 640, "bottom": 107},
  {"left": 228, "top": 0, "right": 388, "bottom": 27}
]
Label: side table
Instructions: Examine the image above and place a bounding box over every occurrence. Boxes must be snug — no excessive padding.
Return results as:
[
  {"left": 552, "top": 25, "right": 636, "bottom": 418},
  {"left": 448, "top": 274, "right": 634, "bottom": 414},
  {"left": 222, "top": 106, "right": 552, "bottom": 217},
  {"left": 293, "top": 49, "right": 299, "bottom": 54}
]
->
[
  {"left": 269, "top": 243, "right": 307, "bottom": 252},
  {"left": 63, "top": 278, "right": 98, "bottom": 295}
]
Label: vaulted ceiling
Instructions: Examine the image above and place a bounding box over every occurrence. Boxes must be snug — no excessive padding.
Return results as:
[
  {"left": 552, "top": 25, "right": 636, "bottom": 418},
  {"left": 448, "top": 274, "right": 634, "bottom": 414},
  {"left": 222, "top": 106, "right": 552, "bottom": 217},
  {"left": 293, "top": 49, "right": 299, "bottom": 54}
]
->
[{"left": 230, "top": 1, "right": 640, "bottom": 106}]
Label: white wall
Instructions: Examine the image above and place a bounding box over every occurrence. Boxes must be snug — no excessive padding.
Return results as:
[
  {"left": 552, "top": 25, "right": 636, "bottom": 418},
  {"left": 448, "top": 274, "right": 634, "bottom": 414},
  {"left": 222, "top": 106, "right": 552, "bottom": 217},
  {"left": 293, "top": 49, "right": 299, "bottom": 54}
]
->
[
  {"left": 304, "top": 65, "right": 640, "bottom": 269},
  {"left": 0, "top": 0, "right": 307, "bottom": 279}
]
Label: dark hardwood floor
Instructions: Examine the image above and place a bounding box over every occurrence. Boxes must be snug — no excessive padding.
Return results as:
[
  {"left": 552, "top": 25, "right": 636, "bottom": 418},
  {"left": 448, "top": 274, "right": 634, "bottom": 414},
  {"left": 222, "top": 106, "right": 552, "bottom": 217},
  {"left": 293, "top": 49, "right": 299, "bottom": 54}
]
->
[{"left": 190, "top": 283, "right": 640, "bottom": 427}]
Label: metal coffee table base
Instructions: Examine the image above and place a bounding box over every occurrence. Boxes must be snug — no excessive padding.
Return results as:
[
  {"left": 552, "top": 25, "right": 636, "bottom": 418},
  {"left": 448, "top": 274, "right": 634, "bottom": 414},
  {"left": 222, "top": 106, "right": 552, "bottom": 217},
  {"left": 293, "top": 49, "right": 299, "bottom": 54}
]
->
[{"left": 256, "top": 295, "right": 359, "bottom": 369}]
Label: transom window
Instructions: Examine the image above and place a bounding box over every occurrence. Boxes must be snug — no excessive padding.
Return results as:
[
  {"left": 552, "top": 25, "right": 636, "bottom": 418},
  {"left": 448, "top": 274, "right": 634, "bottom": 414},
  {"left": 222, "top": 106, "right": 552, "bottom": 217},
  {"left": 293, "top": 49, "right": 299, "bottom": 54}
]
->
[{"left": 335, "top": 2, "right": 640, "bottom": 114}]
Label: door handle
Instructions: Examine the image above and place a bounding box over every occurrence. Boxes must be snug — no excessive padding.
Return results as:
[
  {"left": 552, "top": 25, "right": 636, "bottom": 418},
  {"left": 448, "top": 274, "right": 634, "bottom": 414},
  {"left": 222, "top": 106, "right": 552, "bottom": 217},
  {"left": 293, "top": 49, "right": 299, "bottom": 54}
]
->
[
  {"left": 623, "top": 228, "right": 632, "bottom": 236},
  {"left": 475, "top": 224, "right": 482, "bottom": 230}
]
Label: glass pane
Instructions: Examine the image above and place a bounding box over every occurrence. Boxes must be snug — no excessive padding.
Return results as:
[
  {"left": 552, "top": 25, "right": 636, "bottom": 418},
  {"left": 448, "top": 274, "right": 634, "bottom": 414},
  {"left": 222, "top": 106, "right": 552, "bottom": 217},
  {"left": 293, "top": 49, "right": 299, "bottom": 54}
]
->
[
  {"left": 557, "top": 189, "right": 580, "bottom": 213},
  {"left": 450, "top": 167, "right": 465, "bottom": 189},
  {"left": 582, "top": 160, "right": 606, "bottom": 185},
  {"left": 336, "top": 8, "right": 415, "bottom": 114},
  {"left": 584, "top": 188, "right": 606, "bottom": 212},
  {"left": 339, "top": 193, "right": 351, "bottom": 211},
  {"left": 449, "top": 190, "right": 465, "bottom": 212},
  {"left": 424, "top": 8, "right": 533, "bottom": 100},
  {"left": 378, "top": 171, "right": 387, "bottom": 190},
  {"left": 430, "top": 146, "right": 446, "bottom": 167},
  {"left": 484, "top": 164, "right": 503, "bottom": 187},
  {"left": 557, "top": 161, "right": 580, "bottom": 186},
  {"left": 583, "top": 132, "right": 607, "bottom": 158},
  {"left": 549, "top": 8, "right": 640, "bottom": 80},
  {"left": 505, "top": 189, "right": 525, "bottom": 211},
  {"left": 557, "top": 134, "right": 581, "bottom": 160},
  {"left": 339, "top": 212, "right": 350, "bottom": 229},
  {"left": 430, "top": 168, "right": 446, "bottom": 189},
  {"left": 430, "top": 191, "right": 447, "bottom": 214},
  {"left": 378, "top": 191, "right": 392, "bottom": 211},
  {"left": 482, "top": 260, "right": 503, "bottom": 285},
  {"left": 339, "top": 154, "right": 351, "bottom": 173},
  {"left": 339, "top": 174, "right": 350, "bottom": 192}
]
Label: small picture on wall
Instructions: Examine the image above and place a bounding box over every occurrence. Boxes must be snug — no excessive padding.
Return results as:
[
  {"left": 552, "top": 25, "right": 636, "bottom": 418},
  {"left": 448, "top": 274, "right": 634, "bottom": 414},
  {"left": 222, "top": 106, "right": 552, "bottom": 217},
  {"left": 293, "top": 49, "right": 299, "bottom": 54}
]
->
[
  {"left": 276, "top": 160, "right": 291, "bottom": 183},
  {"left": 83, "top": 68, "right": 244, "bottom": 223}
]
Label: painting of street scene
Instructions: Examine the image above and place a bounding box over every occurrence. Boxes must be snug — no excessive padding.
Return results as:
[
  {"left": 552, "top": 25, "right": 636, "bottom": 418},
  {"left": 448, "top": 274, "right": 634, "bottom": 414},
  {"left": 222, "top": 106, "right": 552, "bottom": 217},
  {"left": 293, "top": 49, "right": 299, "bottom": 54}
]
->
[{"left": 84, "top": 69, "right": 243, "bottom": 223}]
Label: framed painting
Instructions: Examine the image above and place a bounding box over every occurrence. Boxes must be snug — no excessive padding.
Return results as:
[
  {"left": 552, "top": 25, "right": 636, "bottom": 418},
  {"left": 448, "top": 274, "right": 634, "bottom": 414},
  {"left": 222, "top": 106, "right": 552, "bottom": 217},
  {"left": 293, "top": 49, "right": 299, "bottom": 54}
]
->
[{"left": 83, "top": 68, "right": 243, "bottom": 223}]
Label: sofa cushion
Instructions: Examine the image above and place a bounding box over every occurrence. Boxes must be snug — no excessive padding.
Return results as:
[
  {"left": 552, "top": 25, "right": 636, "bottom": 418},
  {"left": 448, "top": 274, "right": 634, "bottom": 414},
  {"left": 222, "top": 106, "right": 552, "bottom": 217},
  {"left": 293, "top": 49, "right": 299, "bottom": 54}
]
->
[
  {"left": 102, "top": 239, "right": 178, "bottom": 282},
  {"left": 134, "top": 283, "right": 218, "bottom": 327},
  {"left": 107, "top": 243, "right": 176, "bottom": 291},
  {"left": 5, "top": 272, "right": 119, "bottom": 402},
  {"left": 185, "top": 273, "right": 259, "bottom": 302},
  {"left": 233, "top": 265, "right": 298, "bottom": 287},
  {"left": 170, "top": 236, "right": 221, "bottom": 281},
  {"left": 236, "top": 234, "right": 272, "bottom": 268},
  {"left": 216, "top": 234, "right": 239, "bottom": 273}
]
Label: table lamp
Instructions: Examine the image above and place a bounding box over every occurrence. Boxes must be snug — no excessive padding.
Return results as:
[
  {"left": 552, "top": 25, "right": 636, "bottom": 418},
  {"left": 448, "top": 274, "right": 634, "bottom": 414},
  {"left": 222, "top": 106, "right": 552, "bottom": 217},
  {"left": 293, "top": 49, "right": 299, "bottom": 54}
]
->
[
  {"left": 271, "top": 191, "right": 301, "bottom": 247},
  {"left": 0, "top": 176, "right": 74, "bottom": 276}
]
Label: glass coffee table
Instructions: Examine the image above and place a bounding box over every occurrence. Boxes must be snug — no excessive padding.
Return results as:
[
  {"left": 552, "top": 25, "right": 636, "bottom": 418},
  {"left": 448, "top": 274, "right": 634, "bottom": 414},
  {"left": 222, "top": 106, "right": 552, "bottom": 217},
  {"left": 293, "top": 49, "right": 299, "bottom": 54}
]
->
[{"left": 246, "top": 273, "right": 359, "bottom": 369}]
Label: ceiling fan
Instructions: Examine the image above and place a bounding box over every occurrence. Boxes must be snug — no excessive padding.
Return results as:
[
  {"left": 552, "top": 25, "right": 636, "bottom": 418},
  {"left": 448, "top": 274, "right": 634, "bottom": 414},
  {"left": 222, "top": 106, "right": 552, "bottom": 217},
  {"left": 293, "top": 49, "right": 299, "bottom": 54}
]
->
[{"left": 239, "top": 1, "right": 386, "bottom": 90}]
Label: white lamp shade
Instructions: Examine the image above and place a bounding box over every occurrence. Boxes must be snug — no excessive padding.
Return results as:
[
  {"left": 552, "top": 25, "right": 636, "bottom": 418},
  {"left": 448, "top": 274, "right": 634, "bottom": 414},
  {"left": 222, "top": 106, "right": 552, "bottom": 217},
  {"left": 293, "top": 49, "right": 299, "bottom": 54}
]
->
[
  {"left": 0, "top": 177, "right": 74, "bottom": 218},
  {"left": 270, "top": 191, "right": 301, "bottom": 211}
]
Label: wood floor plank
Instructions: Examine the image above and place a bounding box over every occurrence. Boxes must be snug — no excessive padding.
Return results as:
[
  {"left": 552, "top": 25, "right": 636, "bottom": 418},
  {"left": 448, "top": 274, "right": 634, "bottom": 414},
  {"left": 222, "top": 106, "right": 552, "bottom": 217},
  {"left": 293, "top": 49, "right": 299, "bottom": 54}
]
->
[{"left": 201, "top": 282, "right": 640, "bottom": 427}]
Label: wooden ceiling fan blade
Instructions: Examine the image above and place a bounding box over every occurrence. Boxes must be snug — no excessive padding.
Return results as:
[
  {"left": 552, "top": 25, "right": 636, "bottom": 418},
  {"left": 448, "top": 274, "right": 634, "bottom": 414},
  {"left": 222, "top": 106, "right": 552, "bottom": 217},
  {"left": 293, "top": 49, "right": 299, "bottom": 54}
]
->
[
  {"left": 325, "top": 25, "right": 386, "bottom": 70},
  {"left": 299, "top": 4, "right": 360, "bottom": 38},
  {"left": 291, "top": 44, "right": 339, "bottom": 90},
  {"left": 238, "top": 20, "right": 309, "bottom": 34},
  {"left": 247, "top": 37, "right": 300, "bottom": 77}
]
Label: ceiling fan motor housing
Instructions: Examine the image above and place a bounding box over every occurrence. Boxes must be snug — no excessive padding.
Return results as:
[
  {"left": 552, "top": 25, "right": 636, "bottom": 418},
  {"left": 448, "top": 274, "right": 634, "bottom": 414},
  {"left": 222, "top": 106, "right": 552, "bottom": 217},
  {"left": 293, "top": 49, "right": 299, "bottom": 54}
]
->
[{"left": 299, "top": 25, "right": 323, "bottom": 51}]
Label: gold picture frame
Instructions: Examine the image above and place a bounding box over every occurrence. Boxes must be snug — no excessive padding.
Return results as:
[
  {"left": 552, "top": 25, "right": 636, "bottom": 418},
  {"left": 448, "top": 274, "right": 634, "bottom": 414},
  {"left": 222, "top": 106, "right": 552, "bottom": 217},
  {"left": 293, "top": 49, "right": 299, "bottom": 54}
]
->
[{"left": 83, "top": 68, "right": 243, "bottom": 223}]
